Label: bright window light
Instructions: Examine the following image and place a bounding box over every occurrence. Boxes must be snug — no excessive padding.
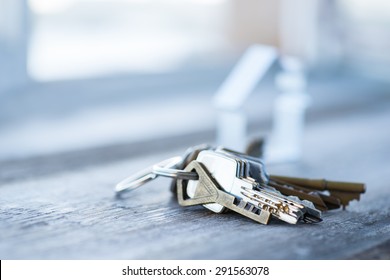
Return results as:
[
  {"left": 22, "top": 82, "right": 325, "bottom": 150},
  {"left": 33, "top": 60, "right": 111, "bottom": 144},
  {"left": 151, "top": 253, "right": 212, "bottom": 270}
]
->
[{"left": 28, "top": 0, "right": 228, "bottom": 81}]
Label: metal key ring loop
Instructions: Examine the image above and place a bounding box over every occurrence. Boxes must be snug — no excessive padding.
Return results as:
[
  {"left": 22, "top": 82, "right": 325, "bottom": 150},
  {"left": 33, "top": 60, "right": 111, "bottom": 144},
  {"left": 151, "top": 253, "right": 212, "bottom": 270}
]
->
[
  {"left": 115, "top": 166, "right": 157, "bottom": 195},
  {"left": 152, "top": 164, "right": 199, "bottom": 181},
  {"left": 115, "top": 156, "right": 197, "bottom": 195}
]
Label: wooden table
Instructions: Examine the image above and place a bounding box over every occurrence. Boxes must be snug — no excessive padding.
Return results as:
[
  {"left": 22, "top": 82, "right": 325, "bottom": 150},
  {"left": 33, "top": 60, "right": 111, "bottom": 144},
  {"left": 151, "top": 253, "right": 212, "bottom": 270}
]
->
[{"left": 1, "top": 88, "right": 390, "bottom": 260}]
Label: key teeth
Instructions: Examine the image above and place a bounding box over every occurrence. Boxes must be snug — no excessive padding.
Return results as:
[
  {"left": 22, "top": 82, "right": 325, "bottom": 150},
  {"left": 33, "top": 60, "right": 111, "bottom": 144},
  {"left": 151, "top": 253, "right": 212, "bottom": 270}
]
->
[
  {"left": 234, "top": 197, "right": 268, "bottom": 218},
  {"left": 240, "top": 185, "right": 323, "bottom": 224}
]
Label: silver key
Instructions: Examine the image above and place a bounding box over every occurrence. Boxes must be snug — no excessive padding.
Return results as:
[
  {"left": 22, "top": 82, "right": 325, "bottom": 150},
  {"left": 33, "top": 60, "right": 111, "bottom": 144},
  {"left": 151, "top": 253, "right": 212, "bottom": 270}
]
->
[
  {"left": 186, "top": 150, "right": 322, "bottom": 224},
  {"left": 213, "top": 148, "right": 322, "bottom": 223},
  {"left": 215, "top": 147, "right": 269, "bottom": 184},
  {"left": 186, "top": 150, "right": 257, "bottom": 213}
]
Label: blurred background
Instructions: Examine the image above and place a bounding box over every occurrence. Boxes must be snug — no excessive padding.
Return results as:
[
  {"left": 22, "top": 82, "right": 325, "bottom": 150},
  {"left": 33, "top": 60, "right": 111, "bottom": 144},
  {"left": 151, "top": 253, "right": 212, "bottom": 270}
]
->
[{"left": 1, "top": 0, "right": 389, "bottom": 165}]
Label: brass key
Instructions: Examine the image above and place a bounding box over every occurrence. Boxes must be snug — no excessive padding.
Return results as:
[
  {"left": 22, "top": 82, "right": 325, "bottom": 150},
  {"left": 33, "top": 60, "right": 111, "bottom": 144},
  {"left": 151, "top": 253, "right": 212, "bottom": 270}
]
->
[{"left": 270, "top": 175, "right": 366, "bottom": 209}]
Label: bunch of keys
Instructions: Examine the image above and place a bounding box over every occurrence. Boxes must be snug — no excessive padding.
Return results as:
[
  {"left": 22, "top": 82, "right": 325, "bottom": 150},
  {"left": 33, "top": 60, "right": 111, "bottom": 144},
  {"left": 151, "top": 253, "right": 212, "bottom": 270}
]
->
[{"left": 115, "top": 145, "right": 365, "bottom": 225}]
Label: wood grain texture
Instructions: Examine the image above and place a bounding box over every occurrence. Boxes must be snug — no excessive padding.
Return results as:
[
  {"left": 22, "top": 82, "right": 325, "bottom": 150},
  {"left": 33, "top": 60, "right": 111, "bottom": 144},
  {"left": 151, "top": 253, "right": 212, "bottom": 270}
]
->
[{"left": 1, "top": 99, "right": 390, "bottom": 260}]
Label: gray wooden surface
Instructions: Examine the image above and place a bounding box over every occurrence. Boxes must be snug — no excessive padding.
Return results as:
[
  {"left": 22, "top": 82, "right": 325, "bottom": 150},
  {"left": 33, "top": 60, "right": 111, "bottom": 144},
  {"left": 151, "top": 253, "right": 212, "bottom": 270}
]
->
[{"left": 1, "top": 94, "right": 390, "bottom": 259}]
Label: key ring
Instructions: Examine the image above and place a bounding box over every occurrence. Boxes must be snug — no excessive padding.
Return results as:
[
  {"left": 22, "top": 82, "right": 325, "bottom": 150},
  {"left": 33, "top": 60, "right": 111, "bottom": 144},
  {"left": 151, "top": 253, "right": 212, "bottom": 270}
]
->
[
  {"left": 115, "top": 156, "right": 197, "bottom": 195},
  {"left": 153, "top": 163, "right": 199, "bottom": 180}
]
